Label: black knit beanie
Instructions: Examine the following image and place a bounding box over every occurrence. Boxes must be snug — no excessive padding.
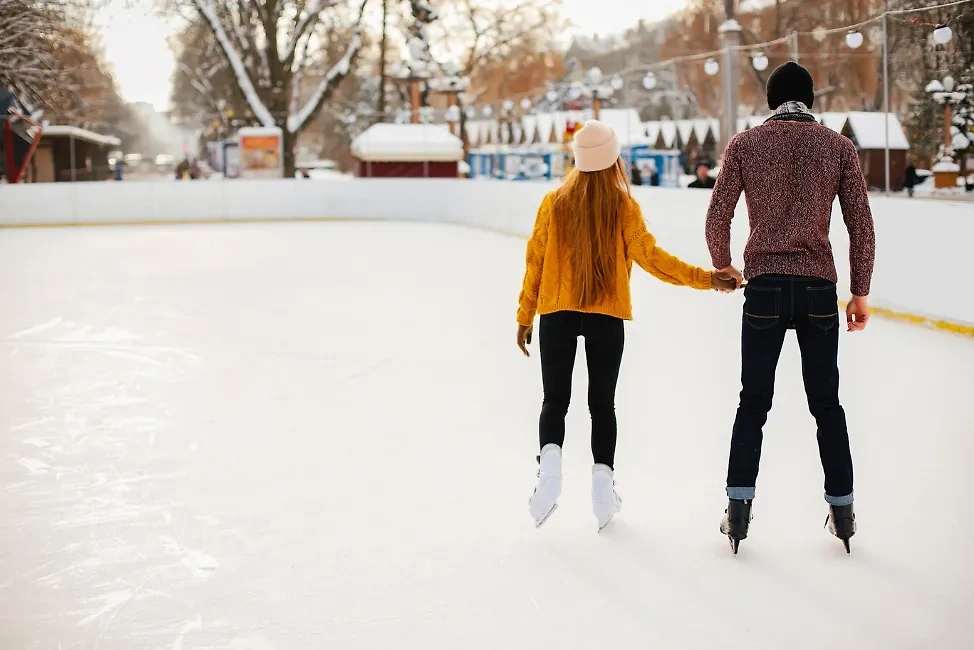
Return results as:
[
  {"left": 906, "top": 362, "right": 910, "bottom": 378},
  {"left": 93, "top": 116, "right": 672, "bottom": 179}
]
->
[{"left": 766, "top": 61, "right": 815, "bottom": 110}]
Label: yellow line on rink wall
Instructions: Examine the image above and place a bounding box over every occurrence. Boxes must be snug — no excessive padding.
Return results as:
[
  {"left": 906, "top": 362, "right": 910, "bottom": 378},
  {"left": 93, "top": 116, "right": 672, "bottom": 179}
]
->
[
  {"left": 1, "top": 216, "right": 972, "bottom": 339},
  {"left": 836, "top": 301, "right": 974, "bottom": 339}
]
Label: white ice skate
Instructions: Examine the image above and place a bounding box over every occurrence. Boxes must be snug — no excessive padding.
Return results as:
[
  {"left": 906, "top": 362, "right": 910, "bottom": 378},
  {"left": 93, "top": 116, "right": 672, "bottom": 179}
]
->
[
  {"left": 592, "top": 464, "right": 622, "bottom": 532},
  {"left": 528, "top": 444, "right": 562, "bottom": 527}
]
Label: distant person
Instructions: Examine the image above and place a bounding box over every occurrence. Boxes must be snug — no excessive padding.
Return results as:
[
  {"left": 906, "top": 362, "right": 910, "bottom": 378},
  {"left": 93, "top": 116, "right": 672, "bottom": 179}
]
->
[
  {"left": 704, "top": 61, "right": 876, "bottom": 554},
  {"left": 648, "top": 164, "right": 660, "bottom": 187},
  {"left": 688, "top": 160, "right": 715, "bottom": 189},
  {"left": 176, "top": 157, "right": 190, "bottom": 180},
  {"left": 903, "top": 158, "right": 919, "bottom": 197},
  {"left": 630, "top": 161, "right": 642, "bottom": 185},
  {"left": 516, "top": 120, "right": 737, "bottom": 531}
]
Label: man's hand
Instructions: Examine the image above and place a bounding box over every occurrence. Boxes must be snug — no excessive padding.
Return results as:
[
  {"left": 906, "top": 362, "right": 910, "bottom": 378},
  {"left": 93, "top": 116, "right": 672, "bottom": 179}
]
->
[
  {"left": 517, "top": 324, "right": 533, "bottom": 356},
  {"left": 717, "top": 265, "right": 744, "bottom": 289},
  {"left": 711, "top": 273, "right": 737, "bottom": 292},
  {"left": 846, "top": 296, "right": 869, "bottom": 332}
]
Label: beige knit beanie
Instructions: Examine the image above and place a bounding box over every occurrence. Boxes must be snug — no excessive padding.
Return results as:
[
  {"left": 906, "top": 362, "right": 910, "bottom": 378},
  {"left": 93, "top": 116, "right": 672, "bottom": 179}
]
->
[{"left": 572, "top": 120, "right": 621, "bottom": 172}]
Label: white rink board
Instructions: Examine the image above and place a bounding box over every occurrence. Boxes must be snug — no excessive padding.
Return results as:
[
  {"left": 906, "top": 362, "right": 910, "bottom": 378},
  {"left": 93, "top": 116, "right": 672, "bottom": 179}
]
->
[{"left": 1, "top": 178, "right": 972, "bottom": 325}]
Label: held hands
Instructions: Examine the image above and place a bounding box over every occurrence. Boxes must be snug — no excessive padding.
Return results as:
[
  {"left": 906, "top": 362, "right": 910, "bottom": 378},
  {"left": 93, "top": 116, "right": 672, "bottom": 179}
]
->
[
  {"left": 846, "top": 296, "right": 869, "bottom": 332},
  {"left": 517, "top": 324, "right": 533, "bottom": 356},
  {"left": 713, "top": 265, "right": 743, "bottom": 292}
]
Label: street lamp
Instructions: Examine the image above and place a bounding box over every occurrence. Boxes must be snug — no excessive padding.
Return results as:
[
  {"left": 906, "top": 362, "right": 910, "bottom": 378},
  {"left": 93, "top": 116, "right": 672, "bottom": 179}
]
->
[
  {"left": 933, "top": 24, "right": 953, "bottom": 45},
  {"left": 926, "top": 75, "right": 969, "bottom": 189}
]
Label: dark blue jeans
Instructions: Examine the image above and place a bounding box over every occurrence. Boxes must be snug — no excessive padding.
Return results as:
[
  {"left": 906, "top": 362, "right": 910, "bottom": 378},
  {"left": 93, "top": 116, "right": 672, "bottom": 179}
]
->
[{"left": 726, "top": 274, "right": 854, "bottom": 506}]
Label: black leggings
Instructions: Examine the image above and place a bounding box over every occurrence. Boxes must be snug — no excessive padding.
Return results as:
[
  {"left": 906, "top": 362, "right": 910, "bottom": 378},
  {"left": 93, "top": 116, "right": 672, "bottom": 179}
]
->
[{"left": 538, "top": 310, "right": 625, "bottom": 468}]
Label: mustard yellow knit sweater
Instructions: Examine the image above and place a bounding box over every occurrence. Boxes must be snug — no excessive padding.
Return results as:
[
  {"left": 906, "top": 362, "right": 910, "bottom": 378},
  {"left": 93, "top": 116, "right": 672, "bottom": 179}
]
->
[{"left": 517, "top": 192, "right": 714, "bottom": 327}]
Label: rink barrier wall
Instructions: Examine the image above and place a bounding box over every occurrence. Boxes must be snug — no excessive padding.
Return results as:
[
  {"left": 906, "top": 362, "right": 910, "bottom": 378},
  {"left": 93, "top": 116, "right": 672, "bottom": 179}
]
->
[{"left": 1, "top": 178, "right": 972, "bottom": 338}]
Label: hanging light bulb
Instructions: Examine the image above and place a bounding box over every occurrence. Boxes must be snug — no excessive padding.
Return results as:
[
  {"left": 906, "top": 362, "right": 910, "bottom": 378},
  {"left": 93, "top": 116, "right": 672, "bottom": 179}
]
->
[
  {"left": 586, "top": 66, "right": 603, "bottom": 84},
  {"left": 704, "top": 58, "right": 720, "bottom": 76},
  {"left": 502, "top": 99, "right": 514, "bottom": 112},
  {"left": 465, "top": 106, "right": 477, "bottom": 119},
  {"left": 546, "top": 90, "right": 558, "bottom": 103},
  {"left": 812, "top": 26, "right": 827, "bottom": 43},
  {"left": 642, "top": 72, "right": 657, "bottom": 90},
  {"left": 845, "top": 31, "right": 864, "bottom": 49},
  {"left": 444, "top": 105, "right": 460, "bottom": 122},
  {"left": 752, "top": 52, "right": 769, "bottom": 71},
  {"left": 933, "top": 24, "right": 953, "bottom": 45},
  {"left": 482, "top": 106, "right": 493, "bottom": 117},
  {"left": 610, "top": 75, "right": 624, "bottom": 91},
  {"left": 520, "top": 97, "right": 532, "bottom": 110}
]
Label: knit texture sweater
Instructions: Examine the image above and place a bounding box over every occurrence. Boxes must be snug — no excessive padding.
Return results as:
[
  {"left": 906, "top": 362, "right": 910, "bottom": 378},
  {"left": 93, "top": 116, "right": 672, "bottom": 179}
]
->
[
  {"left": 704, "top": 118, "right": 876, "bottom": 296},
  {"left": 517, "top": 192, "right": 713, "bottom": 326}
]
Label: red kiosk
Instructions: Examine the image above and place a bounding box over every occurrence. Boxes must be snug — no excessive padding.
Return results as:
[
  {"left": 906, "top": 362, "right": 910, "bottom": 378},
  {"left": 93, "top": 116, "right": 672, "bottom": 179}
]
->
[
  {"left": 1, "top": 88, "right": 43, "bottom": 183},
  {"left": 351, "top": 123, "right": 464, "bottom": 178}
]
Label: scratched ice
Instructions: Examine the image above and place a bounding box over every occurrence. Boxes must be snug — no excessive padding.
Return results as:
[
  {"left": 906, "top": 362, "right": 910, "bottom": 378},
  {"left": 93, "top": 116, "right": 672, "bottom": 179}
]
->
[{"left": 0, "top": 221, "right": 971, "bottom": 649}]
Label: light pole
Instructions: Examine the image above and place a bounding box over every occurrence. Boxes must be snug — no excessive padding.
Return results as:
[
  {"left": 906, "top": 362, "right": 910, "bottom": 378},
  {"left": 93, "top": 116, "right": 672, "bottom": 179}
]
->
[{"left": 717, "top": 0, "right": 742, "bottom": 155}]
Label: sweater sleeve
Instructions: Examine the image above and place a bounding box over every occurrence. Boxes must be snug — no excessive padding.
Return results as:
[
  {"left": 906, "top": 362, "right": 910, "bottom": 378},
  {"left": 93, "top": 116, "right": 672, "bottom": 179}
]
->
[
  {"left": 705, "top": 136, "right": 744, "bottom": 270},
  {"left": 623, "top": 200, "right": 712, "bottom": 290},
  {"left": 838, "top": 142, "right": 876, "bottom": 297},
  {"left": 516, "top": 194, "right": 552, "bottom": 326}
]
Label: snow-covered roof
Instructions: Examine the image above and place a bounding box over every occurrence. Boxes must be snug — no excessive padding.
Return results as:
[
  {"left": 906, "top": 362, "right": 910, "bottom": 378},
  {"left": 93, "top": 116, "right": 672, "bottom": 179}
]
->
[
  {"left": 843, "top": 112, "right": 909, "bottom": 150},
  {"left": 817, "top": 112, "right": 849, "bottom": 133},
  {"left": 598, "top": 109, "right": 653, "bottom": 147},
  {"left": 351, "top": 123, "right": 464, "bottom": 162},
  {"left": 40, "top": 125, "right": 121, "bottom": 147}
]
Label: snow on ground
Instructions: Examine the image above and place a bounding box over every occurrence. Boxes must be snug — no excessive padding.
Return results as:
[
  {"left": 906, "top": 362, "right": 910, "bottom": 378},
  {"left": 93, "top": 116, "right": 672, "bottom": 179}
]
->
[{"left": 0, "top": 221, "right": 972, "bottom": 649}]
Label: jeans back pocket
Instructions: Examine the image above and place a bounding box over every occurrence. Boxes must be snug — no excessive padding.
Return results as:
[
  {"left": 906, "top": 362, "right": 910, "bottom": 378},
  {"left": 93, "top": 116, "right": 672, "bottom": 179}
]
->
[
  {"left": 743, "top": 285, "right": 781, "bottom": 330},
  {"left": 806, "top": 285, "right": 839, "bottom": 331}
]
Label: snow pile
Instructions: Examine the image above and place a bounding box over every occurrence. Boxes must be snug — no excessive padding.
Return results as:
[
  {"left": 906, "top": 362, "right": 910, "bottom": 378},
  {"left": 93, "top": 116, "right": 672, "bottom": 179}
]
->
[{"left": 351, "top": 124, "right": 464, "bottom": 162}]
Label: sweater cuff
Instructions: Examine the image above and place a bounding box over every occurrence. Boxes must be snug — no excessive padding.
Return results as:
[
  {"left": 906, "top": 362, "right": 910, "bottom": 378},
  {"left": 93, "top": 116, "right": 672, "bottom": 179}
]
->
[
  {"left": 850, "top": 283, "right": 870, "bottom": 298},
  {"left": 517, "top": 309, "right": 535, "bottom": 327},
  {"left": 697, "top": 270, "right": 714, "bottom": 290},
  {"left": 711, "top": 254, "right": 731, "bottom": 271}
]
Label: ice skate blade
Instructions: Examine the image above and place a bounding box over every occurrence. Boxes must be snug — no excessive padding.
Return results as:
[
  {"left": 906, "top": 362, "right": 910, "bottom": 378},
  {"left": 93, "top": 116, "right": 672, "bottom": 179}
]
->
[
  {"left": 728, "top": 536, "right": 741, "bottom": 555},
  {"left": 842, "top": 538, "right": 851, "bottom": 554},
  {"left": 534, "top": 503, "right": 557, "bottom": 528},
  {"left": 597, "top": 515, "right": 614, "bottom": 533}
]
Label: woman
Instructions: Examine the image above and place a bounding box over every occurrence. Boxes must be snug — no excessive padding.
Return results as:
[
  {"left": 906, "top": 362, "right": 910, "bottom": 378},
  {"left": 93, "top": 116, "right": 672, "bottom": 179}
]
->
[{"left": 517, "top": 120, "right": 736, "bottom": 530}]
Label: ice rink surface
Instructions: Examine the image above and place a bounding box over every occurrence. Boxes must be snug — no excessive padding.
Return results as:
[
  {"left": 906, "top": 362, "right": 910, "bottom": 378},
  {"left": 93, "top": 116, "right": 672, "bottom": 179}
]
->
[{"left": 0, "top": 221, "right": 972, "bottom": 649}]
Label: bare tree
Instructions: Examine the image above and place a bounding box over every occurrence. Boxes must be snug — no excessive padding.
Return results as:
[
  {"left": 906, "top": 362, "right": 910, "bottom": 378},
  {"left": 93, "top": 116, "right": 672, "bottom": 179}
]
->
[
  {"left": 165, "top": 0, "right": 371, "bottom": 176},
  {"left": 0, "top": 0, "right": 126, "bottom": 132}
]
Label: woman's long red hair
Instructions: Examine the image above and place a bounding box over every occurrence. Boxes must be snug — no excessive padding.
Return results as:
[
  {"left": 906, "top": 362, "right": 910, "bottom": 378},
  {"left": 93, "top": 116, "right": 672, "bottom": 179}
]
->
[{"left": 550, "top": 158, "right": 631, "bottom": 307}]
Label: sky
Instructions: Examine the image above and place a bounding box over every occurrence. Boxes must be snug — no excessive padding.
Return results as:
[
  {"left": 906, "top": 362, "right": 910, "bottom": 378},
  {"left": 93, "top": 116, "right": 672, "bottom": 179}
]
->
[{"left": 98, "top": 0, "right": 690, "bottom": 112}]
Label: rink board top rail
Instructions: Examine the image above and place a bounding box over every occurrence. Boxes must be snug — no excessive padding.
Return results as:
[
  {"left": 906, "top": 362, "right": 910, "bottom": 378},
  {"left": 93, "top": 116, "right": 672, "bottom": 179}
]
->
[{"left": 0, "top": 178, "right": 971, "bottom": 339}]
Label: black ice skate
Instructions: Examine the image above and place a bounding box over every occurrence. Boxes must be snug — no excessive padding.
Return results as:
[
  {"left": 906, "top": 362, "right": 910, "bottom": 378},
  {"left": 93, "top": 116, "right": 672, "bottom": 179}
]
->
[
  {"left": 720, "top": 499, "right": 752, "bottom": 555},
  {"left": 825, "top": 504, "right": 856, "bottom": 553}
]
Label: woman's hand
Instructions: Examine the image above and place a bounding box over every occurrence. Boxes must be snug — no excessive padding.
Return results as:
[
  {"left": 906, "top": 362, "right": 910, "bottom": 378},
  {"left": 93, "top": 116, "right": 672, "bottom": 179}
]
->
[
  {"left": 517, "top": 324, "right": 533, "bottom": 356},
  {"left": 711, "top": 272, "right": 738, "bottom": 292}
]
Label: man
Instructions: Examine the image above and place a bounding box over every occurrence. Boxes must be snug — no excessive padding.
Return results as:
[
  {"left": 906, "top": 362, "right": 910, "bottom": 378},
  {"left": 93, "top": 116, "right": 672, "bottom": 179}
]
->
[
  {"left": 704, "top": 62, "right": 876, "bottom": 554},
  {"left": 688, "top": 160, "right": 716, "bottom": 189},
  {"left": 903, "top": 157, "right": 919, "bottom": 197}
]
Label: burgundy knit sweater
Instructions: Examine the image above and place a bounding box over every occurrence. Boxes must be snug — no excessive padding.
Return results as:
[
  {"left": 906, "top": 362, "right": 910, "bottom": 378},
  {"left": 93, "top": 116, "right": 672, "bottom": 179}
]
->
[{"left": 705, "top": 118, "right": 876, "bottom": 296}]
